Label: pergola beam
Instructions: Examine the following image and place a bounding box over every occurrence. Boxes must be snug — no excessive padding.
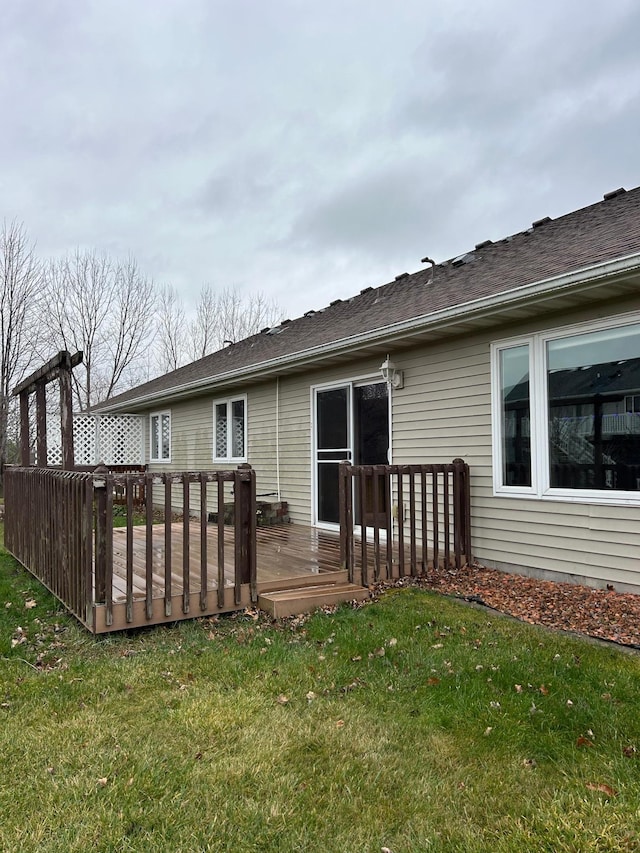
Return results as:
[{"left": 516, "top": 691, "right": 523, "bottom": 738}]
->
[
  {"left": 12, "top": 350, "right": 83, "bottom": 397},
  {"left": 12, "top": 350, "right": 83, "bottom": 470}
]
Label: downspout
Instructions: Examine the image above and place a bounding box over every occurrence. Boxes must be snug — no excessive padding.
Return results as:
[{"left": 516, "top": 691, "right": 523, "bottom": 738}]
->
[{"left": 276, "top": 376, "right": 281, "bottom": 501}]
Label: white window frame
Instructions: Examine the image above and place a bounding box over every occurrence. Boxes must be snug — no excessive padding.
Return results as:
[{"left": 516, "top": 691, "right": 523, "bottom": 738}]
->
[
  {"left": 213, "top": 395, "right": 247, "bottom": 463},
  {"left": 149, "top": 411, "right": 171, "bottom": 463},
  {"left": 491, "top": 311, "right": 640, "bottom": 506}
]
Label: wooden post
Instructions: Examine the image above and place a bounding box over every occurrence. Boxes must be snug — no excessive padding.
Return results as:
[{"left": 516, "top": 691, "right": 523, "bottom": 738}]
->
[
  {"left": 35, "top": 383, "right": 47, "bottom": 466},
  {"left": 234, "top": 464, "right": 254, "bottom": 598},
  {"left": 452, "top": 458, "right": 471, "bottom": 566},
  {"left": 338, "top": 461, "right": 351, "bottom": 579},
  {"left": 59, "top": 356, "right": 74, "bottom": 470},
  {"left": 94, "top": 463, "right": 108, "bottom": 604},
  {"left": 20, "top": 391, "right": 30, "bottom": 467}
]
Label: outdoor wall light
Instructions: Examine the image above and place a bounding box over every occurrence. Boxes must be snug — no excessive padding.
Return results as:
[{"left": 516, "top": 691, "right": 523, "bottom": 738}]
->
[{"left": 379, "top": 356, "right": 404, "bottom": 389}]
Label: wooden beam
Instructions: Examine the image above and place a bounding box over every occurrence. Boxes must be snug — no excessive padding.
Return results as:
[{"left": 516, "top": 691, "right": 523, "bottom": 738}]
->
[
  {"left": 35, "top": 383, "right": 47, "bottom": 466},
  {"left": 20, "top": 391, "right": 30, "bottom": 467},
  {"left": 12, "top": 350, "right": 83, "bottom": 397},
  {"left": 59, "top": 362, "right": 75, "bottom": 469}
]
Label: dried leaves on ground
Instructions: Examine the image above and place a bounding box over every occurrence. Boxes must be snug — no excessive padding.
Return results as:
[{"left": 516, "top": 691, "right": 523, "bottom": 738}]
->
[{"left": 376, "top": 563, "right": 640, "bottom": 649}]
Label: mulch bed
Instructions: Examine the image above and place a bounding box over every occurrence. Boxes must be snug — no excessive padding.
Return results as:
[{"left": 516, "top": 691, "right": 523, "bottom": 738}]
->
[{"left": 376, "top": 563, "right": 640, "bottom": 649}]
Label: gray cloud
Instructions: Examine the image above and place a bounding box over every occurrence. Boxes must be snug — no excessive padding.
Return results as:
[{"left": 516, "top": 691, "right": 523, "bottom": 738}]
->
[{"left": 0, "top": 0, "right": 639, "bottom": 320}]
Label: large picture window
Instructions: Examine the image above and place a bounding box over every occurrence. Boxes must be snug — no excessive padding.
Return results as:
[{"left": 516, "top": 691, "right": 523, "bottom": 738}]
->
[
  {"left": 213, "top": 396, "right": 247, "bottom": 462},
  {"left": 150, "top": 411, "right": 171, "bottom": 462},
  {"left": 492, "top": 316, "right": 640, "bottom": 503}
]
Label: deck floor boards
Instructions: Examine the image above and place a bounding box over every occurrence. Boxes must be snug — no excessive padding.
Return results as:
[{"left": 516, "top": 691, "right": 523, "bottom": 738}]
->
[{"left": 107, "top": 523, "right": 345, "bottom": 604}]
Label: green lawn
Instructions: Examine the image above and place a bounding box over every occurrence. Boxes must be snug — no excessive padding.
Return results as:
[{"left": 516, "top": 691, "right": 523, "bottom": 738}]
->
[{"left": 1, "top": 544, "right": 639, "bottom": 852}]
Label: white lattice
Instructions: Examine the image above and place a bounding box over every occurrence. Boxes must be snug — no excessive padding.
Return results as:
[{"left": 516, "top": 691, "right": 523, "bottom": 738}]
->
[{"left": 47, "top": 414, "right": 144, "bottom": 466}]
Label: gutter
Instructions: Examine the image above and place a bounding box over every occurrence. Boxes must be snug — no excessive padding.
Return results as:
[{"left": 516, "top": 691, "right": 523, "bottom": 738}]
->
[{"left": 97, "top": 251, "right": 640, "bottom": 412}]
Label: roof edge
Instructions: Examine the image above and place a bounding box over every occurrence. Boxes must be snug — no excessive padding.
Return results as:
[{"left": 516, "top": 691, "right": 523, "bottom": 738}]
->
[{"left": 96, "top": 250, "right": 640, "bottom": 412}]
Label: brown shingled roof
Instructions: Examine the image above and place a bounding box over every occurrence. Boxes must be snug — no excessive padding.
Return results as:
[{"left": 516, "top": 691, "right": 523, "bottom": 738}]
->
[{"left": 95, "top": 186, "right": 640, "bottom": 411}]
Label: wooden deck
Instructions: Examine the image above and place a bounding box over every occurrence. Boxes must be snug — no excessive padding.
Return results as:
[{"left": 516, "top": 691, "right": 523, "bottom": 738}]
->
[{"left": 108, "top": 522, "right": 345, "bottom": 604}]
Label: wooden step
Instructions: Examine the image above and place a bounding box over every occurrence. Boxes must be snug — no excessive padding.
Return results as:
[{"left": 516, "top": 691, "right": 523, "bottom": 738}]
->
[{"left": 258, "top": 581, "right": 369, "bottom": 618}]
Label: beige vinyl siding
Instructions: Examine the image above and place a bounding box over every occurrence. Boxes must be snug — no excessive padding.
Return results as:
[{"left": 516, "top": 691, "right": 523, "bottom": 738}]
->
[
  {"left": 392, "top": 297, "right": 640, "bottom": 592},
  {"left": 135, "top": 292, "right": 640, "bottom": 591},
  {"left": 142, "top": 381, "right": 279, "bottom": 515}
]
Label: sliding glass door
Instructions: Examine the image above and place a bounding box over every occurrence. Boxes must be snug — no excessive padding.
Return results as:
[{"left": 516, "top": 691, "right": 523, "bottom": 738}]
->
[{"left": 314, "top": 381, "right": 389, "bottom": 526}]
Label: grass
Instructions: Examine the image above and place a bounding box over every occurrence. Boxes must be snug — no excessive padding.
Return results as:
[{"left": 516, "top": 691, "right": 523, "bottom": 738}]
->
[{"left": 1, "top": 541, "right": 640, "bottom": 852}]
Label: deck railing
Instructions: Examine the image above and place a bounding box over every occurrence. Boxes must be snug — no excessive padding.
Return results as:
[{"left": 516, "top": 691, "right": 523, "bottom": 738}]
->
[
  {"left": 4, "top": 465, "right": 257, "bottom": 633},
  {"left": 75, "top": 464, "right": 147, "bottom": 507},
  {"left": 4, "top": 468, "right": 95, "bottom": 626},
  {"left": 338, "top": 459, "right": 471, "bottom": 586}
]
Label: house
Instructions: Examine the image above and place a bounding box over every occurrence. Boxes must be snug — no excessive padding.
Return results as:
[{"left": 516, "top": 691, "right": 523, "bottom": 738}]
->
[{"left": 93, "top": 186, "right": 640, "bottom": 595}]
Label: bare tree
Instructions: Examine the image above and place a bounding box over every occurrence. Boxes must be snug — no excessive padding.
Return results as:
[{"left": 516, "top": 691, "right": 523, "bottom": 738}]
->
[
  {"left": 0, "top": 221, "right": 42, "bottom": 478},
  {"left": 102, "top": 257, "right": 156, "bottom": 398},
  {"left": 187, "top": 284, "right": 283, "bottom": 361},
  {"left": 155, "top": 284, "right": 186, "bottom": 374},
  {"left": 43, "top": 250, "right": 156, "bottom": 410}
]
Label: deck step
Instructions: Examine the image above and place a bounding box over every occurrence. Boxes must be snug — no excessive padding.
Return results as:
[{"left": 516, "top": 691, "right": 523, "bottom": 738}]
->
[{"left": 258, "top": 582, "right": 369, "bottom": 618}]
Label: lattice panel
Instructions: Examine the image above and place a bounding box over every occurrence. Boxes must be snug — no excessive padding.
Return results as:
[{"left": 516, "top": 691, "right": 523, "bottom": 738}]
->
[
  {"left": 47, "top": 414, "right": 144, "bottom": 466},
  {"left": 96, "top": 415, "right": 144, "bottom": 465},
  {"left": 74, "top": 415, "right": 97, "bottom": 465}
]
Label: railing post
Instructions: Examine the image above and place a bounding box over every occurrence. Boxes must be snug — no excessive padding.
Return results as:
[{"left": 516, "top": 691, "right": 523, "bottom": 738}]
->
[
  {"left": 94, "top": 463, "right": 108, "bottom": 604},
  {"left": 338, "top": 461, "right": 353, "bottom": 582},
  {"left": 234, "top": 464, "right": 256, "bottom": 602},
  {"left": 452, "top": 458, "right": 471, "bottom": 566}
]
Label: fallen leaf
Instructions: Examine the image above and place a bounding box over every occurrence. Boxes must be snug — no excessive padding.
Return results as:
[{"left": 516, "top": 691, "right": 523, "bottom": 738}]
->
[
  {"left": 523, "top": 758, "right": 537, "bottom": 768},
  {"left": 426, "top": 677, "right": 440, "bottom": 686},
  {"left": 514, "top": 684, "right": 523, "bottom": 693},
  {"left": 351, "top": 655, "right": 362, "bottom": 662},
  {"left": 483, "top": 727, "right": 493, "bottom": 736},
  {"left": 5, "top": 601, "right": 12, "bottom": 608},
  {"left": 336, "top": 720, "right": 345, "bottom": 728},
  {"left": 585, "top": 782, "right": 617, "bottom": 797},
  {"left": 431, "top": 643, "right": 444, "bottom": 650},
  {"left": 97, "top": 777, "right": 108, "bottom": 787},
  {"left": 576, "top": 736, "right": 594, "bottom": 748},
  {"left": 387, "top": 638, "right": 397, "bottom": 647},
  {"left": 24, "top": 599, "right": 37, "bottom": 609},
  {"left": 276, "top": 694, "right": 289, "bottom": 705},
  {"left": 539, "top": 685, "right": 549, "bottom": 696},
  {"left": 601, "top": 692, "right": 612, "bottom": 701},
  {"left": 623, "top": 745, "right": 637, "bottom": 758},
  {"left": 566, "top": 699, "right": 574, "bottom": 707},
  {"left": 306, "top": 691, "right": 316, "bottom": 702},
  {"left": 490, "top": 701, "right": 501, "bottom": 710}
]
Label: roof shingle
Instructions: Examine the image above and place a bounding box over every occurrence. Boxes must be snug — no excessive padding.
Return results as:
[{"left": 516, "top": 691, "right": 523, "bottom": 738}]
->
[{"left": 96, "top": 186, "right": 640, "bottom": 410}]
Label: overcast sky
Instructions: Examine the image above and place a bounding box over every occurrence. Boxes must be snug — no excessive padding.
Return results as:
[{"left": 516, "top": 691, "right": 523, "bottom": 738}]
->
[{"left": 2, "top": 0, "right": 639, "bottom": 320}]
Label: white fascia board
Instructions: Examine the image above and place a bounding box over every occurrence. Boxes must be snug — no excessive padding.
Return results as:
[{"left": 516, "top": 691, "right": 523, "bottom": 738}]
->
[{"left": 99, "top": 251, "right": 640, "bottom": 413}]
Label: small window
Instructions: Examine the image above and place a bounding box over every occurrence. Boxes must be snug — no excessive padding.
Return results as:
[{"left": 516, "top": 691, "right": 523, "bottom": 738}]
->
[
  {"left": 213, "top": 396, "right": 247, "bottom": 461},
  {"left": 150, "top": 412, "right": 171, "bottom": 462}
]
